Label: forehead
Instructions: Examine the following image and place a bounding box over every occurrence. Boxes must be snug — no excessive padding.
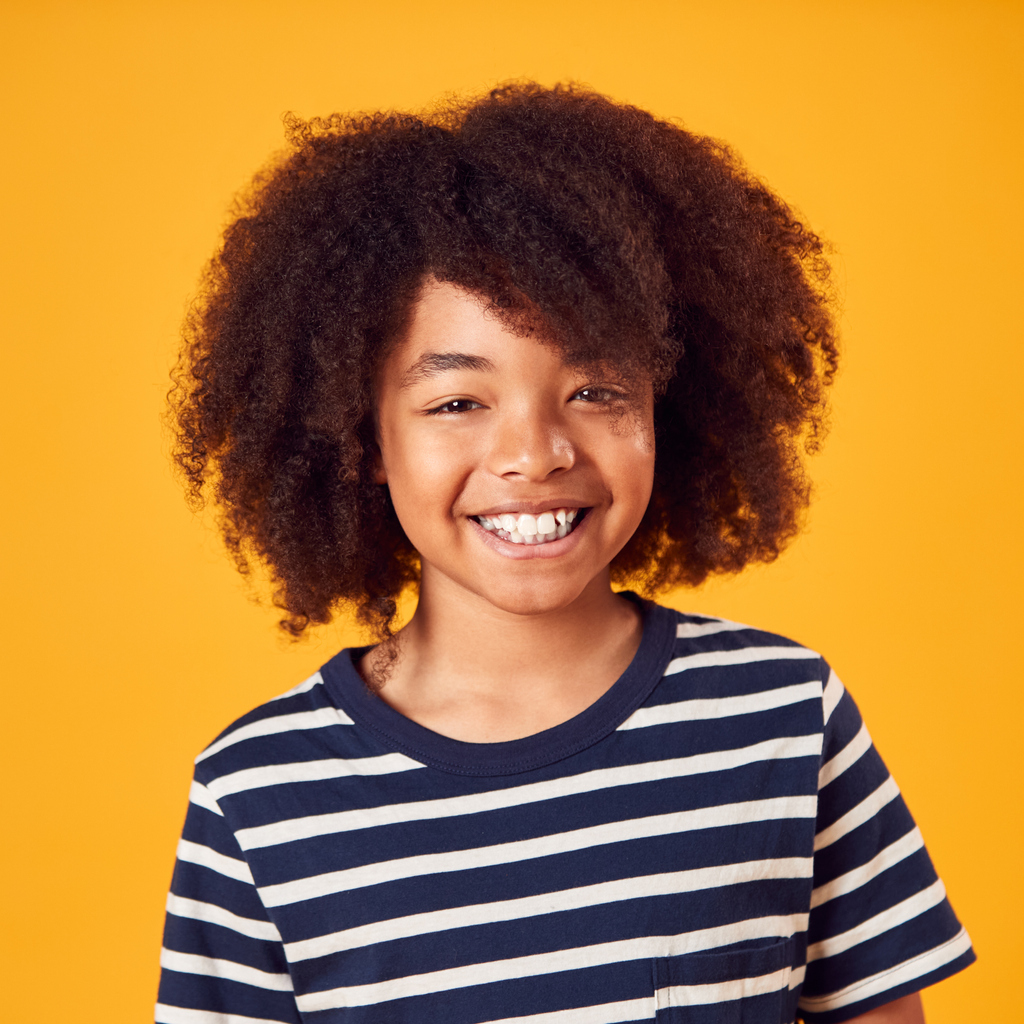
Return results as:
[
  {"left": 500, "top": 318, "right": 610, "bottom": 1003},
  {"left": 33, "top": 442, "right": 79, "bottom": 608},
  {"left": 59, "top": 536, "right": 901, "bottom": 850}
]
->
[
  {"left": 378, "top": 278, "right": 654, "bottom": 404},
  {"left": 399, "top": 280, "right": 504, "bottom": 356},
  {"left": 384, "top": 280, "right": 564, "bottom": 384}
]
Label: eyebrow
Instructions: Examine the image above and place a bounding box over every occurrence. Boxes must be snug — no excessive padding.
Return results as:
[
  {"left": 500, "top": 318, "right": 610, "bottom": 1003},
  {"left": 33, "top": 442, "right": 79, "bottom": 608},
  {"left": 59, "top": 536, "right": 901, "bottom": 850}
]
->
[{"left": 399, "top": 351, "right": 497, "bottom": 389}]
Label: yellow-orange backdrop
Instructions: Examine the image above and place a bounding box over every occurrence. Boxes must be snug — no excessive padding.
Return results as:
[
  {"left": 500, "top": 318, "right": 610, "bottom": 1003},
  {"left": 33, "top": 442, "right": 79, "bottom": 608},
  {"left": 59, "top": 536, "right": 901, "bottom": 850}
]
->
[{"left": 1, "top": 1, "right": 1020, "bottom": 1020}]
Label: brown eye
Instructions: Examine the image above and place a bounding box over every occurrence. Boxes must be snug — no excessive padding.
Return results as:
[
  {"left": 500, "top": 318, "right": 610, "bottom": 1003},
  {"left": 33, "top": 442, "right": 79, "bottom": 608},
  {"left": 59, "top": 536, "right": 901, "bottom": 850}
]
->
[
  {"left": 572, "top": 387, "right": 616, "bottom": 403},
  {"left": 427, "top": 399, "right": 482, "bottom": 415}
]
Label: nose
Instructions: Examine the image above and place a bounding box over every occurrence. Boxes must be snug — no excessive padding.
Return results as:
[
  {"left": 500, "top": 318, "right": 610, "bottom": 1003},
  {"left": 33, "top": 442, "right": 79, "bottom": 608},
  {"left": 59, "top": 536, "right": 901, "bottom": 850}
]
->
[{"left": 488, "top": 407, "right": 575, "bottom": 481}]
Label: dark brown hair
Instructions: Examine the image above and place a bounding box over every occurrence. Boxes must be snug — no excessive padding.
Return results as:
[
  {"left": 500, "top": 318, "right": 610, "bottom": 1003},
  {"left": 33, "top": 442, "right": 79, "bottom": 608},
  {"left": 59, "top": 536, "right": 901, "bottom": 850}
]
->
[{"left": 171, "top": 82, "right": 837, "bottom": 638}]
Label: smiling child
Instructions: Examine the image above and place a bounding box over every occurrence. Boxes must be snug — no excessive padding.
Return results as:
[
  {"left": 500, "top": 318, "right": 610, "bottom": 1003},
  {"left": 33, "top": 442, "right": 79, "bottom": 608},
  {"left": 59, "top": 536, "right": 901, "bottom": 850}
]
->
[{"left": 158, "top": 83, "right": 973, "bottom": 1024}]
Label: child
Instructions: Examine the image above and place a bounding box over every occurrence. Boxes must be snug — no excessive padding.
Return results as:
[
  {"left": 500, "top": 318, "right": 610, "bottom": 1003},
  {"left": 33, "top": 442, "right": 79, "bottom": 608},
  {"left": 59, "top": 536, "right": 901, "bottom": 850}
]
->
[{"left": 159, "top": 83, "right": 973, "bottom": 1024}]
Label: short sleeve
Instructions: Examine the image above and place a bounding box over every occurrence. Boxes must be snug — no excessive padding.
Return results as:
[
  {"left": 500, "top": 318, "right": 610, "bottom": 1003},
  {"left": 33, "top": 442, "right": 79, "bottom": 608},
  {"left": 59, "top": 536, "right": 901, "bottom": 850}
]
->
[
  {"left": 156, "top": 776, "right": 302, "bottom": 1024},
  {"left": 797, "top": 666, "right": 975, "bottom": 1022}
]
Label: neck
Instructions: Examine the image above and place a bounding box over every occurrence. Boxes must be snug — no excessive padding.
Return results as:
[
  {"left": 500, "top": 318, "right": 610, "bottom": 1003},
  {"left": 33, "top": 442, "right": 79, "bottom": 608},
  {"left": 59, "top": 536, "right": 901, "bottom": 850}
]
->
[{"left": 366, "top": 571, "right": 644, "bottom": 742}]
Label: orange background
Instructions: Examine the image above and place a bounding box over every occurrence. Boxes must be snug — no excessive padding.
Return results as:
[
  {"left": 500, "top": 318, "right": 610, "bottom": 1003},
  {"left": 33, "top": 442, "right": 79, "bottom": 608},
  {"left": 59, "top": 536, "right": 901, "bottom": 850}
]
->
[{"left": 1, "top": 2, "right": 1020, "bottom": 1020}]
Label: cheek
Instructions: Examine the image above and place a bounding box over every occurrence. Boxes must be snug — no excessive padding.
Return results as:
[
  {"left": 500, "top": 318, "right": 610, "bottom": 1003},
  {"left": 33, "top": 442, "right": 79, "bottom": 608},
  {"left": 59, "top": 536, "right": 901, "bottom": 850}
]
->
[
  {"left": 615, "top": 415, "right": 656, "bottom": 506},
  {"left": 626, "top": 450, "right": 656, "bottom": 518},
  {"left": 382, "top": 430, "right": 474, "bottom": 524}
]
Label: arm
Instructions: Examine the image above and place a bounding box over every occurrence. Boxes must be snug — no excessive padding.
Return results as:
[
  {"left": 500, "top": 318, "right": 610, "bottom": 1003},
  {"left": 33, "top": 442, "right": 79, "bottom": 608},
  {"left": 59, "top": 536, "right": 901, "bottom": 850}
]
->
[
  {"left": 842, "top": 993, "right": 925, "bottom": 1024},
  {"left": 157, "top": 779, "right": 301, "bottom": 1024},
  {"left": 799, "top": 669, "right": 973, "bottom": 1022}
]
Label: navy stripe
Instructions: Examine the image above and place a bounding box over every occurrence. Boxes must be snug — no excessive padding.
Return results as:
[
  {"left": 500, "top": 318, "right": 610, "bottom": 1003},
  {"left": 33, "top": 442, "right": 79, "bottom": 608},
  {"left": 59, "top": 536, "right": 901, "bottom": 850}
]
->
[{"left": 158, "top": 971, "right": 301, "bottom": 1022}]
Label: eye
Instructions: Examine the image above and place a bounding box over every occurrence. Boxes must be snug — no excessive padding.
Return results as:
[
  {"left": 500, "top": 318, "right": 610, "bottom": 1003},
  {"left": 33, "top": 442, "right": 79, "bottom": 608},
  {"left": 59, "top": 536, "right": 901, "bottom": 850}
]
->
[
  {"left": 572, "top": 386, "right": 620, "bottom": 403},
  {"left": 426, "top": 398, "right": 482, "bottom": 415}
]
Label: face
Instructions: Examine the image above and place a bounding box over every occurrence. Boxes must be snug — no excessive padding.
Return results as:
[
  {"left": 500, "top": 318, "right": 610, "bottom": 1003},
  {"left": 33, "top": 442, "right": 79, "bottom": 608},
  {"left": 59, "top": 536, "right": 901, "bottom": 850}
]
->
[{"left": 374, "top": 280, "right": 655, "bottom": 619}]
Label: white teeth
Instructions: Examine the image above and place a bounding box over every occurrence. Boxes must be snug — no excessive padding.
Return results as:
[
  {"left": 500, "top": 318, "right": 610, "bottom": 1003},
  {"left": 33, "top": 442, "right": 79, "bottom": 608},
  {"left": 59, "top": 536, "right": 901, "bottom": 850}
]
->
[
  {"left": 476, "top": 508, "right": 583, "bottom": 546},
  {"left": 518, "top": 514, "right": 538, "bottom": 536}
]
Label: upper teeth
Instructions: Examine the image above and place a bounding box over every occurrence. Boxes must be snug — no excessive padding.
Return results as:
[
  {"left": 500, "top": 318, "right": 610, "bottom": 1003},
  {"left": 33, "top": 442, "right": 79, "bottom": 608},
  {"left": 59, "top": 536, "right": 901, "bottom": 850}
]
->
[{"left": 477, "top": 508, "right": 579, "bottom": 544}]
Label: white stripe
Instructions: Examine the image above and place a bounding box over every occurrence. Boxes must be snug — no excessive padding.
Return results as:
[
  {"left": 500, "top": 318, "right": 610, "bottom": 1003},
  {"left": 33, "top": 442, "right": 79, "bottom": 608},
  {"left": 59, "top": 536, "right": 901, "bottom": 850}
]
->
[
  {"left": 286, "top": 856, "right": 813, "bottom": 960},
  {"left": 270, "top": 671, "right": 324, "bottom": 700},
  {"left": 658, "top": 966, "right": 791, "bottom": 1008},
  {"left": 159, "top": 948, "right": 293, "bottom": 992},
  {"left": 208, "top": 752, "right": 424, "bottom": 800},
  {"left": 478, "top": 972, "right": 806, "bottom": 1024},
  {"left": 155, "top": 1003, "right": 292, "bottom": 1024},
  {"left": 807, "top": 880, "right": 947, "bottom": 962},
  {"left": 478, "top": 998, "right": 652, "bottom": 1024},
  {"left": 165, "top": 893, "right": 281, "bottom": 941},
  {"left": 240, "top": 733, "right": 821, "bottom": 851},
  {"left": 295, "top": 914, "right": 807, "bottom": 1012},
  {"left": 189, "top": 780, "right": 223, "bottom": 816},
  {"left": 675, "top": 619, "right": 752, "bottom": 638},
  {"left": 176, "top": 838, "right": 254, "bottom": 884},
  {"left": 620, "top": 681, "right": 820, "bottom": 731},
  {"left": 822, "top": 669, "right": 844, "bottom": 724},
  {"left": 798, "top": 926, "right": 972, "bottom": 1012},
  {"left": 818, "top": 722, "right": 872, "bottom": 789},
  {"left": 811, "top": 827, "right": 924, "bottom": 909},
  {"left": 664, "top": 645, "right": 820, "bottom": 677},
  {"left": 261, "top": 795, "right": 816, "bottom": 907},
  {"left": 814, "top": 776, "right": 899, "bottom": 851},
  {"left": 196, "top": 707, "right": 354, "bottom": 763}
]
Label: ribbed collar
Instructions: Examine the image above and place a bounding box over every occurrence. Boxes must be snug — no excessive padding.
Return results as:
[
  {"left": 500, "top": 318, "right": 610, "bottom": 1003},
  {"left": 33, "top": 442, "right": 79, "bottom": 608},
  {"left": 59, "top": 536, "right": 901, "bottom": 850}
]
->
[{"left": 319, "top": 594, "right": 677, "bottom": 776}]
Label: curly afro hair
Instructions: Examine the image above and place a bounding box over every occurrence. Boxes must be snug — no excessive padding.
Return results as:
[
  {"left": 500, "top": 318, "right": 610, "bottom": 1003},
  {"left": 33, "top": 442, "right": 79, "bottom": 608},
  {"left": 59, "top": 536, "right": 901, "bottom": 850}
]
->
[{"left": 171, "top": 81, "right": 837, "bottom": 639}]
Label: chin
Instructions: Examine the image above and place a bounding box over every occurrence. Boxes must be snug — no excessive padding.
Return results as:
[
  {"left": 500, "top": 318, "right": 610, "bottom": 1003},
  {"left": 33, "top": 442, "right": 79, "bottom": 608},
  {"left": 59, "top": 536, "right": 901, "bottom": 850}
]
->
[{"left": 475, "top": 575, "right": 600, "bottom": 618}]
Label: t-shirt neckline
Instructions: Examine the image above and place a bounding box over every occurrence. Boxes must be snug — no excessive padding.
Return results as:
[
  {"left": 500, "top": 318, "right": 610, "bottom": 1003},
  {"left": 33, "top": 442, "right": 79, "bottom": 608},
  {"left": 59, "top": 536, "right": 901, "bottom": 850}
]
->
[{"left": 318, "top": 593, "right": 678, "bottom": 776}]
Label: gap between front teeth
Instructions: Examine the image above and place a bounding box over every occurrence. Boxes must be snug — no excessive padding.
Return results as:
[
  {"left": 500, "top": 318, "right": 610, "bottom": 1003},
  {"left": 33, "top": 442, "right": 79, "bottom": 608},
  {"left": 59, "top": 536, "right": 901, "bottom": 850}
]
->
[{"left": 476, "top": 509, "right": 579, "bottom": 545}]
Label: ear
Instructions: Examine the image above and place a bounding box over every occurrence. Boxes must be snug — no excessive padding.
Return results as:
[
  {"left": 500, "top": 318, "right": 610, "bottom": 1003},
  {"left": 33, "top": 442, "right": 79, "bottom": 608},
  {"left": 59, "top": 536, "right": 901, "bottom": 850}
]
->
[{"left": 372, "top": 447, "right": 388, "bottom": 486}]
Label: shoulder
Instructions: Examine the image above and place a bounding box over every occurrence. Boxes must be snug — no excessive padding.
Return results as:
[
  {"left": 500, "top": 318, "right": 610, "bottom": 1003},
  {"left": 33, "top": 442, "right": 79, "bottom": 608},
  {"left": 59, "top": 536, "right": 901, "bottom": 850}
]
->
[
  {"left": 639, "top": 603, "right": 836, "bottom": 723},
  {"left": 190, "top": 662, "right": 370, "bottom": 786},
  {"left": 660, "top": 605, "right": 825, "bottom": 671}
]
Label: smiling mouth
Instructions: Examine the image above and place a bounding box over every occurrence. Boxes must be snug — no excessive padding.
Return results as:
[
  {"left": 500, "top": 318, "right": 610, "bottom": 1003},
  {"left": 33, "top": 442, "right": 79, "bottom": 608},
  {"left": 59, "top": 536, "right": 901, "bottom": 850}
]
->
[{"left": 472, "top": 508, "right": 587, "bottom": 545}]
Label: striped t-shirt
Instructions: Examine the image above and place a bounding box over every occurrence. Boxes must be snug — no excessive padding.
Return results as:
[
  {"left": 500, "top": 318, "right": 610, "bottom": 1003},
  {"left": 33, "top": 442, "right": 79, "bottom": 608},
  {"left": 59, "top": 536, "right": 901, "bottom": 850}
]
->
[{"left": 156, "top": 598, "right": 973, "bottom": 1023}]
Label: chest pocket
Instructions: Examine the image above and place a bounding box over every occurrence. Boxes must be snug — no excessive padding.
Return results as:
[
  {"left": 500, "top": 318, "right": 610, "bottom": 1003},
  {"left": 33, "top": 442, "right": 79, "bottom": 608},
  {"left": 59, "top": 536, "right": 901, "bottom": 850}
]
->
[{"left": 654, "top": 938, "right": 795, "bottom": 1024}]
